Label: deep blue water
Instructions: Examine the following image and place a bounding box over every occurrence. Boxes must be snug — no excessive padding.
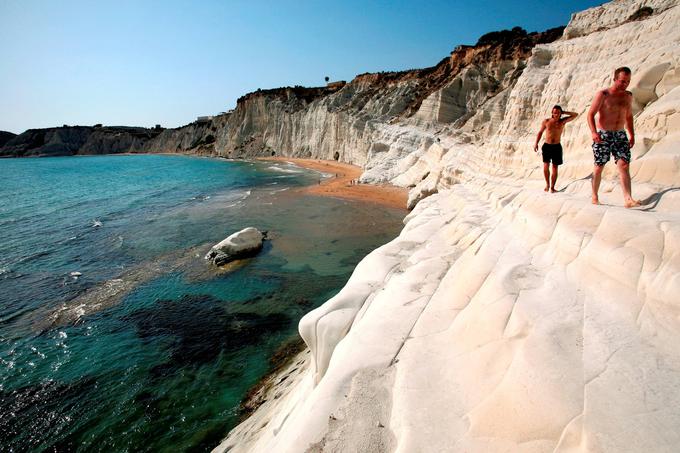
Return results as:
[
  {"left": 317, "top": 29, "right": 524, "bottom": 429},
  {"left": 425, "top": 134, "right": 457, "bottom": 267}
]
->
[{"left": 0, "top": 154, "right": 405, "bottom": 452}]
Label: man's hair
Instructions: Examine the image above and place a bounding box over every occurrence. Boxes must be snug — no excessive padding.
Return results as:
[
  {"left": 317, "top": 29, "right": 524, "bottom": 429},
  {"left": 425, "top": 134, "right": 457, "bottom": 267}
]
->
[
  {"left": 552, "top": 105, "right": 563, "bottom": 113},
  {"left": 614, "top": 66, "right": 632, "bottom": 79}
]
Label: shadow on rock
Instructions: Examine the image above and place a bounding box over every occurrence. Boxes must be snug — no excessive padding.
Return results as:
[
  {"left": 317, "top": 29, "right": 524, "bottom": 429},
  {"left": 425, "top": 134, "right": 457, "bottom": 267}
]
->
[{"left": 640, "top": 186, "right": 680, "bottom": 211}]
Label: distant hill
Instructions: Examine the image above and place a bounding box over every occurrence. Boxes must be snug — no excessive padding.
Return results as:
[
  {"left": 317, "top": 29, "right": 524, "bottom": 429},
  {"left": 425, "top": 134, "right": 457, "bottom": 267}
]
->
[
  {"left": 0, "top": 126, "right": 164, "bottom": 157},
  {"left": 0, "top": 131, "right": 17, "bottom": 148}
]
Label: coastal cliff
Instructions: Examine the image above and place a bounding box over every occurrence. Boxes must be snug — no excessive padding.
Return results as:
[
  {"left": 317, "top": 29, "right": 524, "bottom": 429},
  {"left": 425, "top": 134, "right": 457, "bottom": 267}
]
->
[
  {"left": 0, "top": 27, "right": 562, "bottom": 162},
  {"left": 215, "top": 1, "right": 680, "bottom": 452},
  {"left": 139, "top": 25, "right": 563, "bottom": 166}
]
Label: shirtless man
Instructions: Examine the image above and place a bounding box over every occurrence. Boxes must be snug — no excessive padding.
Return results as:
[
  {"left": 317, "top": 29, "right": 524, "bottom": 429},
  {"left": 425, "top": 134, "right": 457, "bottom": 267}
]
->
[
  {"left": 534, "top": 105, "right": 578, "bottom": 192},
  {"left": 587, "top": 66, "right": 640, "bottom": 207}
]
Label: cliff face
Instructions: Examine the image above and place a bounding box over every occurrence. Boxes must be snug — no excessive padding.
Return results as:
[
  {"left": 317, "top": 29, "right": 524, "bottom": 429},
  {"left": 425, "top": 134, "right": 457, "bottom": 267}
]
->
[
  {"left": 197, "top": 27, "right": 562, "bottom": 167},
  {"left": 129, "top": 26, "right": 560, "bottom": 186},
  {"left": 216, "top": 1, "right": 680, "bottom": 452}
]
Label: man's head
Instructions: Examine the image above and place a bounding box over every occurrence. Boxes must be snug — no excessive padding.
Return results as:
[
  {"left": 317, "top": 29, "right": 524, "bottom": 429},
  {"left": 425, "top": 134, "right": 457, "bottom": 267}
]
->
[
  {"left": 613, "top": 66, "right": 632, "bottom": 91},
  {"left": 551, "top": 105, "right": 563, "bottom": 119}
]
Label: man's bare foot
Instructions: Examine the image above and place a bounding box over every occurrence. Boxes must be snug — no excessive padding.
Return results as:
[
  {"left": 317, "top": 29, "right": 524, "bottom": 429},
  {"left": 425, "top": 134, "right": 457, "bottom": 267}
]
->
[
  {"left": 624, "top": 199, "right": 641, "bottom": 208},
  {"left": 550, "top": 187, "right": 556, "bottom": 193},
  {"left": 592, "top": 196, "right": 600, "bottom": 205},
  {"left": 544, "top": 186, "right": 549, "bottom": 192}
]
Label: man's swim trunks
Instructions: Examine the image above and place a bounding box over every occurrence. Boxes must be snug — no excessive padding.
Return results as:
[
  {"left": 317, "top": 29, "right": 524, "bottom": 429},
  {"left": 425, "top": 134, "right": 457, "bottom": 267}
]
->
[
  {"left": 592, "top": 130, "right": 630, "bottom": 166},
  {"left": 541, "top": 143, "right": 563, "bottom": 165}
]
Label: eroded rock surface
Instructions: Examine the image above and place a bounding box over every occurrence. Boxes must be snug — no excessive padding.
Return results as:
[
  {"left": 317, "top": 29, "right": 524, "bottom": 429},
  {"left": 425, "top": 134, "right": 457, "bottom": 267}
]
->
[{"left": 215, "top": 1, "right": 680, "bottom": 452}]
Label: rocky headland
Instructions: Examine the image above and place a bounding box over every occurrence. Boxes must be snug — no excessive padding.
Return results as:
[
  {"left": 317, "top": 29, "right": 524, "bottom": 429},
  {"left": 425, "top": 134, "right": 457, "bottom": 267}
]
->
[
  {"left": 0, "top": 125, "right": 164, "bottom": 157},
  {"left": 4, "top": 0, "right": 680, "bottom": 451}
]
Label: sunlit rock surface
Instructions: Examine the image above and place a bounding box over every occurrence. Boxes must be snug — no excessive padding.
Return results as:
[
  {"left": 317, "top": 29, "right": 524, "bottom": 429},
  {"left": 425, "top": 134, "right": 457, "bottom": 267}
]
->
[
  {"left": 215, "top": 1, "right": 680, "bottom": 452},
  {"left": 205, "top": 227, "right": 266, "bottom": 265}
]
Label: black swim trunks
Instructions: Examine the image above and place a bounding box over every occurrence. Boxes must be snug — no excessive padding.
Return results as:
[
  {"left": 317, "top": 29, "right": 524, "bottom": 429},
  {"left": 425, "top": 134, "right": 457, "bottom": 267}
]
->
[
  {"left": 541, "top": 143, "right": 563, "bottom": 165},
  {"left": 592, "top": 130, "right": 630, "bottom": 166}
]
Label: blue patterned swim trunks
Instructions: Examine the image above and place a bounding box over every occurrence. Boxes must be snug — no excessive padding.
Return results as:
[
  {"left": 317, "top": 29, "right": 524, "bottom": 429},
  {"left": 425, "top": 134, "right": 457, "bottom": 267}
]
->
[{"left": 592, "top": 130, "right": 630, "bottom": 166}]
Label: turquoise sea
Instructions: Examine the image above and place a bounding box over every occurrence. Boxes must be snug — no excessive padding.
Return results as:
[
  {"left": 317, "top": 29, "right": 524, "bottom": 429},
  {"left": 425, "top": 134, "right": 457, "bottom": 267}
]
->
[{"left": 0, "top": 155, "right": 405, "bottom": 451}]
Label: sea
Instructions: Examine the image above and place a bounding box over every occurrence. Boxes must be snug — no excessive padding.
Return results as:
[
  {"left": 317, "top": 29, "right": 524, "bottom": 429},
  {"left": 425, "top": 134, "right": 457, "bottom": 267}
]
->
[{"left": 0, "top": 154, "right": 406, "bottom": 452}]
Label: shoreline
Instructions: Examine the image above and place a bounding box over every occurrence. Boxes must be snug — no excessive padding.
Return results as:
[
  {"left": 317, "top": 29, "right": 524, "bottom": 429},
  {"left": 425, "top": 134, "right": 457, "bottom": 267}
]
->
[
  {"left": 5, "top": 153, "right": 410, "bottom": 210},
  {"left": 259, "top": 157, "right": 409, "bottom": 211}
]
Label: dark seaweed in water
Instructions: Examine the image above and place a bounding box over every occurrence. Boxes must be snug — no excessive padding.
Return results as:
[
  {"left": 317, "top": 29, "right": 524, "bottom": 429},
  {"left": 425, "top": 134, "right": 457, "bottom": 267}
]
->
[{"left": 124, "top": 294, "right": 291, "bottom": 372}]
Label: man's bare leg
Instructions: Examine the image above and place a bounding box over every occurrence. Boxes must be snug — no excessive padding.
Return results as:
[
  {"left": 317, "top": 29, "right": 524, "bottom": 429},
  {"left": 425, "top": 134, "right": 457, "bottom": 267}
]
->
[
  {"left": 543, "top": 163, "right": 550, "bottom": 192},
  {"left": 550, "top": 164, "right": 558, "bottom": 192},
  {"left": 617, "top": 159, "right": 640, "bottom": 208},
  {"left": 592, "top": 165, "right": 604, "bottom": 204}
]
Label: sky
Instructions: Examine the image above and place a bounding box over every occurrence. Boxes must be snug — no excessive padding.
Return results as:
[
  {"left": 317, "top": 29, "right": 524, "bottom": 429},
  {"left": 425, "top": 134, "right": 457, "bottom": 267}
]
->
[{"left": 0, "top": 0, "right": 604, "bottom": 134}]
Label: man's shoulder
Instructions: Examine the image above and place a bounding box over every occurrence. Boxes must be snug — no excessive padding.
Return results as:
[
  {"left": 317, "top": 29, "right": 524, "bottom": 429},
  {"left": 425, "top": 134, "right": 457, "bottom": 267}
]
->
[{"left": 592, "top": 89, "right": 608, "bottom": 102}]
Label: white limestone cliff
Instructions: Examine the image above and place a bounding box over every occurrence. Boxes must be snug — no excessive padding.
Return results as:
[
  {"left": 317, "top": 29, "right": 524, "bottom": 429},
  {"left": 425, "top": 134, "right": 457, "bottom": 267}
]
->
[
  {"left": 215, "top": 1, "right": 680, "bottom": 451},
  {"left": 146, "top": 28, "right": 561, "bottom": 170}
]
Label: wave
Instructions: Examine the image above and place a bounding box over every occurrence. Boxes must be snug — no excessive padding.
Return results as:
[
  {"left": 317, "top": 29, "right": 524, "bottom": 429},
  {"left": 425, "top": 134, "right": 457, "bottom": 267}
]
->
[
  {"left": 266, "top": 165, "right": 303, "bottom": 174},
  {"left": 185, "top": 188, "right": 252, "bottom": 210},
  {"left": 11, "top": 249, "right": 54, "bottom": 266}
]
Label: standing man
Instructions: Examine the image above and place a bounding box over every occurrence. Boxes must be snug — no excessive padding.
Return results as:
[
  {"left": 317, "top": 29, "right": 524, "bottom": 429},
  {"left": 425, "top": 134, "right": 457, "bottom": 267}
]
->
[
  {"left": 588, "top": 66, "right": 640, "bottom": 207},
  {"left": 534, "top": 105, "right": 578, "bottom": 192}
]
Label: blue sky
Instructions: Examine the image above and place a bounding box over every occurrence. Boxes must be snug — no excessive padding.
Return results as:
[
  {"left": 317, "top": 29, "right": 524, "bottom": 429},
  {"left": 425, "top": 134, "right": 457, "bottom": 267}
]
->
[{"left": 0, "top": 0, "right": 603, "bottom": 134}]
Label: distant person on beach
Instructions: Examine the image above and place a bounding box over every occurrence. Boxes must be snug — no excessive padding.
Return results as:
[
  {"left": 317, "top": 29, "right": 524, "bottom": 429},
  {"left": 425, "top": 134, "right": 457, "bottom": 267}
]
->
[
  {"left": 534, "top": 105, "right": 578, "bottom": 192},
  {"left": 588, "top": 66, "right": 640, "bottom": 208}
]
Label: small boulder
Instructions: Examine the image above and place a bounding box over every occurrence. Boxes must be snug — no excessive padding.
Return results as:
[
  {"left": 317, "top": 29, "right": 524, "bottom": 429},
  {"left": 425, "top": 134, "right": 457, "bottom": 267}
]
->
[{"left": 205, "top": 227, "right": 267, "bottom": 265}]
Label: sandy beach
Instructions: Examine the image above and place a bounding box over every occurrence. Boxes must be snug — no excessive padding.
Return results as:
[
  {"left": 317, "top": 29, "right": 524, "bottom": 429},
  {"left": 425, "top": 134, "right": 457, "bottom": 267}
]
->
[{"left": 260, "top": 157, "right": 408, "bottom": 210}]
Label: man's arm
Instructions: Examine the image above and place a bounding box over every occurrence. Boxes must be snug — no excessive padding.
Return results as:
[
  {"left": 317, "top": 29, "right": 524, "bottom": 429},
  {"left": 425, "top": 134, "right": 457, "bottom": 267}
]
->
[
  {"left": 587, "top": 90, "right": 605, "bottom": 143},
  {"left": 625, "top": 92, "right": 635, "bottom": 148},
  {"left": 534, "top": 120, "right": 546, "bottom": 152},
  {"left": 560, "top": 111, "right": 578, "bottom": 123}
]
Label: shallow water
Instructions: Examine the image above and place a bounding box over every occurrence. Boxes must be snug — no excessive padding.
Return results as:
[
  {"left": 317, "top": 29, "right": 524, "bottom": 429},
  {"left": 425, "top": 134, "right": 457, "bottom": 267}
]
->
[{"left": 0, "top": 154, "right": 405, "bottom": 451}]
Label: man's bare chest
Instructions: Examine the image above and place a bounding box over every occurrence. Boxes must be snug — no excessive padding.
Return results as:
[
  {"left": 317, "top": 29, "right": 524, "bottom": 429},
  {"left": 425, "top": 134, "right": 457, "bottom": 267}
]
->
[
  {"left": 546, "top": 120, "right": 564, "bottom": 133},
  {"left": 602, "top": 95, "right": 628, "bottom": 112}
]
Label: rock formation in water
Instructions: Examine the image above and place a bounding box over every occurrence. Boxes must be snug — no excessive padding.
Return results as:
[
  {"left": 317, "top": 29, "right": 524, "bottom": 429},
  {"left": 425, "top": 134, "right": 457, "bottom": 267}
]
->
[
  {"left": 205, "top": 227, "right": 267, "bottom": 266},
  {"left": 215, "top": 1, "right": 680, "bottom": 452}
]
